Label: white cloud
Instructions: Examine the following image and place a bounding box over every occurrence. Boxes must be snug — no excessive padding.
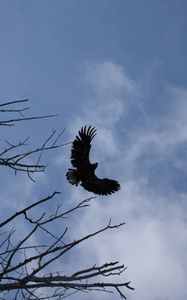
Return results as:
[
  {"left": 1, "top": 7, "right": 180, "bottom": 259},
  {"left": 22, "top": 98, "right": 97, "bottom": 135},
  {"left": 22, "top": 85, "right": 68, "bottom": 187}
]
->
[
  {"left": 60, "top": 61, "right": 187, "bottom": 300},
  {"left": 56, "top": 62, "right": 134, "bottom": 167},
  {"left": 13, "top": 61, "right": 186, "bottom": 300},
  {"left": 84, "top": 61, "right": 135, "bottom": 96},
  {"left": 1, "top": 172, "right": 46, "bottom": 214}
]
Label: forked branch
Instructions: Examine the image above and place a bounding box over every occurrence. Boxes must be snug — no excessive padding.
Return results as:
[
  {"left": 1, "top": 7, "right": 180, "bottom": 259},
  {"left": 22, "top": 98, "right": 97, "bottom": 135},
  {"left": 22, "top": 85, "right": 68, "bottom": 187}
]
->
[
  {"left": 0, "top": 195, "right": 134, "bottom": 299},
  {"left": 0, "top": 99, "right": 69, "bottom": 179}
]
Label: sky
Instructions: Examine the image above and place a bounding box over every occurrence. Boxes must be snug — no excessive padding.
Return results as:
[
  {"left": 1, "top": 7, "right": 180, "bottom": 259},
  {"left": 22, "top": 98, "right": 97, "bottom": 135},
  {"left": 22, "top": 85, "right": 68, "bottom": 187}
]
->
[{"left": 0, "top": 1, "right": 187, "bottom": 299}]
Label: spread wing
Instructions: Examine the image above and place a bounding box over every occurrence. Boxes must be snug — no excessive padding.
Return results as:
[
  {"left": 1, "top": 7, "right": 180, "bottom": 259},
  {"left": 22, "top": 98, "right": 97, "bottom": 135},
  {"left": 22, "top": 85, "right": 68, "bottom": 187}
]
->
[
  {"left": 67, "top": 125, "right": 120, "bottom": 196},
  {"left": 71, "top": 125, "right": 97, "bottom": 169},
  {"left": 81, "top": 176, "right": 120, "bottom": 196}
]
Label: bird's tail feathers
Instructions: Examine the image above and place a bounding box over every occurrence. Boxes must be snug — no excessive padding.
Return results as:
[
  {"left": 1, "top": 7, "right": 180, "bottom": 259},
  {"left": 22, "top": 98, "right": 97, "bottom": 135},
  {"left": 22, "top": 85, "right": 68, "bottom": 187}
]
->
[{"left": 66, "top": 169, "right": 80, "bottom": 186}]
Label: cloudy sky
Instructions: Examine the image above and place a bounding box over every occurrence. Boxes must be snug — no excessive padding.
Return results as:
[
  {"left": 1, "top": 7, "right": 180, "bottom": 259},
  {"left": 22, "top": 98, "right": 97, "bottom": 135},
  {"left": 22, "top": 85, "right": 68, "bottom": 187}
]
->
[{"left": 0, "top": 1, "right": 187, "bottom": 300}]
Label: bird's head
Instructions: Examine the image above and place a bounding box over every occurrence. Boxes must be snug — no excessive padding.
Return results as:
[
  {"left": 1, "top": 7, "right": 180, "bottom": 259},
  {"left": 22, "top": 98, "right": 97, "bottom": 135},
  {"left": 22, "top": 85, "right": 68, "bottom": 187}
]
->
[{"left": 92, "top": 162, "right": 98, "bottom": 170}]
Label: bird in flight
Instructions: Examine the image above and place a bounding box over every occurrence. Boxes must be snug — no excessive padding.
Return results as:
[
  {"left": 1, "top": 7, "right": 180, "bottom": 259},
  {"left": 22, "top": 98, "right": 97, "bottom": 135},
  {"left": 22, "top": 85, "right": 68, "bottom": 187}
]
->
[{"left": 66, "top": 126, "right": 120, "bottom": 195}]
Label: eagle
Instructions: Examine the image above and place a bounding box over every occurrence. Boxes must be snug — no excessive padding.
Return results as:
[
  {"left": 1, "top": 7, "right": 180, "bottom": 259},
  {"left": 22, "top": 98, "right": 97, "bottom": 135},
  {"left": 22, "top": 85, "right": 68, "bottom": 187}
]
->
[{"left": 66, "top": 126, "right": 120, "bottom": 195}]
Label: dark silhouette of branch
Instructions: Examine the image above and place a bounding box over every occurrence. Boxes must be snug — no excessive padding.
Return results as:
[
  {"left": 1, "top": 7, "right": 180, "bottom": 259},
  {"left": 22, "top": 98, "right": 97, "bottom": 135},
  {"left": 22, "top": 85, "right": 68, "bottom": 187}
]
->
[
  {"left": 0, "top": 194, "right": 134, "bottom": 299},
  {"left": 0, "top": 99, "right": 69, "bottom": 179},
  {"left": 0, "top": 99, "right": 56, "bottom": 126},
  {"left": 0, "top": 114, "right": 57, "bottom": 126},
  {"left": 0, "top": 99, "right": 29, "bottom": 107},
  {"left": 0, "top": 99, "right": 134, "bottom": 299}
]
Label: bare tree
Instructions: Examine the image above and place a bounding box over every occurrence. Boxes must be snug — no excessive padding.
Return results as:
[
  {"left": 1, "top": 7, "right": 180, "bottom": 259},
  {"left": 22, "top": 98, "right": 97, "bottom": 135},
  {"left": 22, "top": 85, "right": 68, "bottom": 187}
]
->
[
  {"left": 0, "top": 100, "right": 134, "bottom": 299},
  {"left": 0, "top": 99, "right": 68, "bottom": 181}
]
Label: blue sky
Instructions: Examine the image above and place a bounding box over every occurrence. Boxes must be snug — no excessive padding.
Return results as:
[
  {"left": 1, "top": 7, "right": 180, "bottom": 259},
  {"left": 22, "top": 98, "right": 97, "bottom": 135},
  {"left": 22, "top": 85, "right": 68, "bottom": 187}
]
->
[{"left": 0, "top": 1, "right": 187, "bottom": 300}]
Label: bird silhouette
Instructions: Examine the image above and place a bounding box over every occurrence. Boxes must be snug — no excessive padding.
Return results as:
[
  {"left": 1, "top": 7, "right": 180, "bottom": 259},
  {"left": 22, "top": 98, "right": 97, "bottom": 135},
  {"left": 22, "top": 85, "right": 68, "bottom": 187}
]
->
[{"left": 66, "top": 126, "right": 120, "bottom": 195}]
